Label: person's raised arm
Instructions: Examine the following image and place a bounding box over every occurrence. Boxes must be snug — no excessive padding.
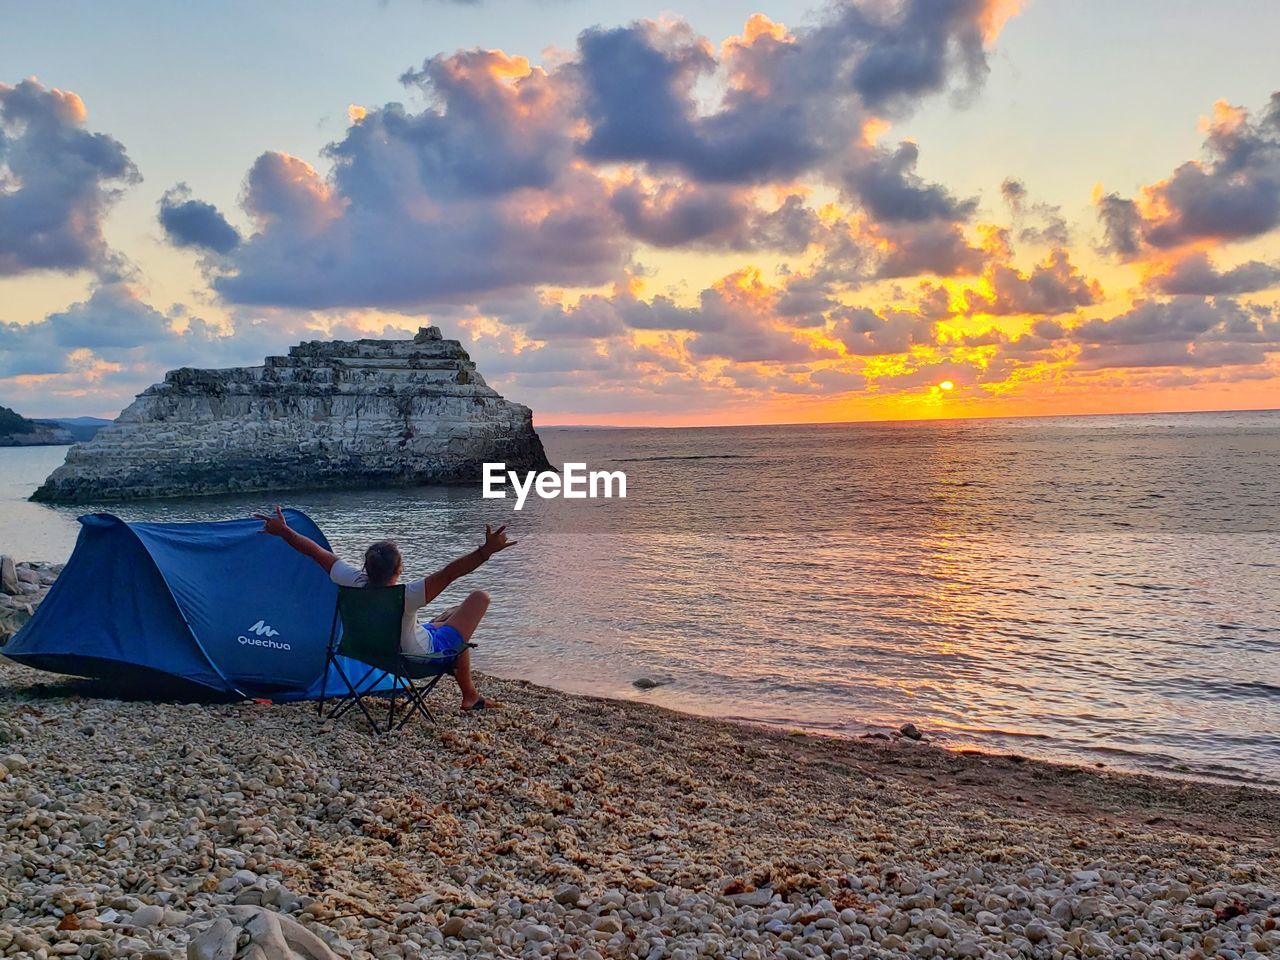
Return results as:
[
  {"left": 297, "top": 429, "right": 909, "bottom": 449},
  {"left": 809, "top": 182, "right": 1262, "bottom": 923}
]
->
[
  {"left": 254, "top": 506, "right": 340, "bottom": 573},
  {"left": 422, "top": 524, "right": 516, "bottom": 604}
]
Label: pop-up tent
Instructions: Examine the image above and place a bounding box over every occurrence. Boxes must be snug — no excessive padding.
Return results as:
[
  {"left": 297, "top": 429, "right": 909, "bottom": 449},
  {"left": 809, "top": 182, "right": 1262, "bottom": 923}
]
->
[{"left": 4, "top": 510, "right": 393, "bottom": 701}]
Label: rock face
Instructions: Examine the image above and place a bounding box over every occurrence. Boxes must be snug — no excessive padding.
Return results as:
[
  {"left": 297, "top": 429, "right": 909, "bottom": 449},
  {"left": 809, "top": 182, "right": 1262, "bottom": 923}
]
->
[
  {"left": 0, "top": 405, "right": 75, "bottom": 447},
  {"left": 32, "top": 327, "right": 551, "bottom": 503},
  {"left": 0, "top": 557, "right": 59, "bottom": 642}
]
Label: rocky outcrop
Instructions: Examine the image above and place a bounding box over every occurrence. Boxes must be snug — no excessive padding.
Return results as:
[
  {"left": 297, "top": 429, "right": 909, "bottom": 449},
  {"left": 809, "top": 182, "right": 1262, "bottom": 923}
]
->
[
  {"left": 0, "top": 558, "right": 58, "bottom": 643},
  {"left": 0, "top": 406, "right": 75, "bottom": 447},
  {"left": 32, "top": 327, "right": 551, "bottom": 502}
]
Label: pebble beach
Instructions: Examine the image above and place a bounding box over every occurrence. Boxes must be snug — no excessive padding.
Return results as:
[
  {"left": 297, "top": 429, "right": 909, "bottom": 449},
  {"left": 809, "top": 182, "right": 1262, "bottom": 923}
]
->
[{"left": 1, "top": 655, "right": 1278, "bottom": 960}]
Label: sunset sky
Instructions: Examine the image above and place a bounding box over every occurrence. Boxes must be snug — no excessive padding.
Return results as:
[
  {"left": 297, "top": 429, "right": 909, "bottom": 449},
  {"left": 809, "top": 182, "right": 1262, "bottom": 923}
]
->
[{"left": 2, "top": 0, "right": 1278, "bottom": 425}]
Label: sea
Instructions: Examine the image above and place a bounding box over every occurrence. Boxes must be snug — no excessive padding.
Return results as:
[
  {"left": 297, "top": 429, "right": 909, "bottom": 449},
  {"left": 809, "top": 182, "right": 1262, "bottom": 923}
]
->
[{"left": 2, "top": 410, "right": 1278, "bottom": 787}]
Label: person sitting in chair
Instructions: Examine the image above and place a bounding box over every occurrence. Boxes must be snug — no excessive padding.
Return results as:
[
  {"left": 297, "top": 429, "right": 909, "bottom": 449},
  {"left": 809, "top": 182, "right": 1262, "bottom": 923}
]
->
[{"left": 254, "top": 506, "right": 514, "bottom": 711}]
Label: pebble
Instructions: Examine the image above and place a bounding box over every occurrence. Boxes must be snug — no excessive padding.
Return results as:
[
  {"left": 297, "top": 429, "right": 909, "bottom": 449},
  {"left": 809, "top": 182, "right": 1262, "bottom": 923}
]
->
[
  {"left": 0, "top": 653, "right": 1276, "bottom": 960},
  {"left": 440, "top": 916, "right": 467, "bottom": 937},
  {"left": 553, "top": 883, "right": 582, "bottom": 906},
  {"left": 129, "top": 904, "right": 164, "bottom": 928}
]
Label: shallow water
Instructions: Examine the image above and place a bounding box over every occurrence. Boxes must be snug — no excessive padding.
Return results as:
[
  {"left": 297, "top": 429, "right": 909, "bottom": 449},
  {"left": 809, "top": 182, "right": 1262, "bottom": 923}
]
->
[{"left": 3, "top": 410, "right": 1278, "bottom": 786}]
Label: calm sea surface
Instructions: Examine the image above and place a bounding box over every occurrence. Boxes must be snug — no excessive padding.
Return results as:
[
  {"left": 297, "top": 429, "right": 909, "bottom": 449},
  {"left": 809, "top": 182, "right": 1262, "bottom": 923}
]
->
[{"left": 2, "top": 411, "right": 1278, "bottom": 786}]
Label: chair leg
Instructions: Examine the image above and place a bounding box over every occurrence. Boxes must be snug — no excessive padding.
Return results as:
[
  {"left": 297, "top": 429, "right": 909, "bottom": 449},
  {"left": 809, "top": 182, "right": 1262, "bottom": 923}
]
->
[
  {"left": 327, "top": 663, "right": 383, "bottom": 731},
  {"left": 396, "top": 672, "right": 443, "bottom": 730},
  {"left": 317, "top": 651, "right": 337, "bottom": 719},
  {"left": 386, "top": 676, "right": 399, "bottom": 734},
  {"left": 320, "top": 604, "right": 339, "bottom": 717},
  {"left": 323, "top": 659, "right": 357, "bottom": 719}
]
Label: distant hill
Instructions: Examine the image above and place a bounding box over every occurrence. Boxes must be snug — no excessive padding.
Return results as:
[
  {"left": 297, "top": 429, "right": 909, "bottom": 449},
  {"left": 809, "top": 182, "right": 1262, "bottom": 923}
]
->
[
  {"left": 44, "top": 417, "right": 111, "bottom": 442},
  {"left": 0, "top": 405, "right": 76, "bottom": 447}
]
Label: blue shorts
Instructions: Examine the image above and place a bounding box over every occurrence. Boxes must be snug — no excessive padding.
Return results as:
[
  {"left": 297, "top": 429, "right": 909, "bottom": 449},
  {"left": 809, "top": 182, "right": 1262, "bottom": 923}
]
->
[{"left": 413, "top": 622, "right": 466, "bottom": 658}]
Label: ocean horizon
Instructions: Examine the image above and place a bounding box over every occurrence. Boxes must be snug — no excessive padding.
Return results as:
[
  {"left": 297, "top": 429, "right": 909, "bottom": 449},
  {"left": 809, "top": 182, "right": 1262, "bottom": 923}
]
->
[{"left": 3, "top": 408, "right": 1277, "bottom": 788}]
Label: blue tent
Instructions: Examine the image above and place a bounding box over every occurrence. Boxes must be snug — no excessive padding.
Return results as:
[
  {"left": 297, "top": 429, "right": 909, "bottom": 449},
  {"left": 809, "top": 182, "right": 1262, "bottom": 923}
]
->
[{"left": 4, "top": 511, "right": 392, "bottom": 701}]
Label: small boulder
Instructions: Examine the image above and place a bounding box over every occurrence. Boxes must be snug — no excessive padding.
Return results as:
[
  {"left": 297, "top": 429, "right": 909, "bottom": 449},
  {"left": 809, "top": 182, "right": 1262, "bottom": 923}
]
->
[
  {"left": 553, "top": 883, "right": 582, "bottom": 907},
  {"left": 129, "top": 904, "right": 164, "bottom": 928},
  {"left": 0, "top": 557, "right": 17, "bottom": 596},
  {"left": 898, "top": 722, "right": 923, "bottom": 741},
  {"left": 224, "top": 905, "right": 340, "bottom": 960},
  {"left": 726, "top": 887, "right": 774, "bottom": 908},
  {"left": 592, "top": 916, "right": 623, "bottom": 934},
  {"left": 187, "top": 918, "right": 237, "bottom": 960},
  {"left": 632, "top": 677, "right": 662, "bottom": 690},
  {"left": 440, "top": 916, "right": 467, "bottom": 937}
]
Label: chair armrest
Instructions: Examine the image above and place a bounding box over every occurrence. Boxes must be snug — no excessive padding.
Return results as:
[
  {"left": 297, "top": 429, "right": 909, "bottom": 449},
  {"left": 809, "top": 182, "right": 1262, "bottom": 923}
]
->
[{"left": 402, "top": 652, "right": 454, "bottom": 664}]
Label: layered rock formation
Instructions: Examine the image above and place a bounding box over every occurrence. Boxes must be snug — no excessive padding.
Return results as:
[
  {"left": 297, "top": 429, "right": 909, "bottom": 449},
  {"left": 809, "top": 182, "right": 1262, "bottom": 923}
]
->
[{"left": 32, "top": 327, "right": 551, "bottom": 502}]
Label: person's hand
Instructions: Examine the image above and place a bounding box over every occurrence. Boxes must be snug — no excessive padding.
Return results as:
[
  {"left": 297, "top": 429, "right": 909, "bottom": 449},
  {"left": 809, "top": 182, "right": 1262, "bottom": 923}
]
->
[
  {"left": 481, "top": 523, "right": 516, "bottom": 558},
  {"left": 254, "top": 506, "right": 290, "bottom": 537}
]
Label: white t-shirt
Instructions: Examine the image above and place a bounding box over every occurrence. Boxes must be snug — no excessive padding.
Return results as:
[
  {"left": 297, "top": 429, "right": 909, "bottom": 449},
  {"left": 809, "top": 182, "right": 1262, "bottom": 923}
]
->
[{"left": 329, "top": 559, "right": 430, "bottom": 654}]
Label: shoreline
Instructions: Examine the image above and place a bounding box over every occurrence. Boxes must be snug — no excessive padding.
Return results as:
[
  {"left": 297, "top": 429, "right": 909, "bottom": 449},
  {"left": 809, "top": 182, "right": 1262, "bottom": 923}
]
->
[
  {"left": 5, "top": 555, "right": 1274, "bottom": 798},
  {"left": 2, "top": 656, "right": 1278, "bottom": 959}
]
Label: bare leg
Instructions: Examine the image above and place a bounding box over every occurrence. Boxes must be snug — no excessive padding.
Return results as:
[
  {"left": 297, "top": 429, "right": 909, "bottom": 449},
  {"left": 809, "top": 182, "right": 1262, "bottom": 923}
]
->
[
  {"left": 450, "top": 648, "right": 482, "bottom": 708},
  {"left": 430, "top": 604, "right": 460, "bottom": 625},
  {"left": 433, "top": 591, "right": 492, "bottom": 709}
]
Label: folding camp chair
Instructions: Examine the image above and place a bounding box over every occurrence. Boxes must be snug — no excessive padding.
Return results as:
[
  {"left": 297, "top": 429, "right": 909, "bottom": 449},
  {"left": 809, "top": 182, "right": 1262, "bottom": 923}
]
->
[{"left": 317, "top": 585, "right": 474, "bottom": 732}]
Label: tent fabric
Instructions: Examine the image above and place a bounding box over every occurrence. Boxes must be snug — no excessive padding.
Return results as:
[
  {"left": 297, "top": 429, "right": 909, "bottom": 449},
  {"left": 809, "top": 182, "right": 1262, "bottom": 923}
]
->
[{"left": 4, "top": 510, "right": 394, "bottom": 701}]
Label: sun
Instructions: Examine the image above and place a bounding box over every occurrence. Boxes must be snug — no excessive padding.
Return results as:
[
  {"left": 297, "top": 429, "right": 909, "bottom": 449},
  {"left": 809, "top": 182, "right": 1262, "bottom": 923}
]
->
[{"left": 938, "top": 380, "right": 955, "bottom": 391}]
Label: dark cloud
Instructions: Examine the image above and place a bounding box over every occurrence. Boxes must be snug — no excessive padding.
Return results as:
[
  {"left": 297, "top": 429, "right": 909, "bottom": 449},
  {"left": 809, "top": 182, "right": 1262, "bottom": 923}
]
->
[
  {"left": 578, "top": 0, "right": 1008, "bottom": 183},
  {"left": 1070, "top": 296, "right": 1280, "bottom": 369},
  {"left": 1000, "top": 177, "right": 1027, "bottom": 208},
  {"left": 507, "top": 266, "right": 845, "bottom": 350},
  {"left": 187, "top": 47, "right": 634, "bottom": 307},
  {"left": 522, "top": 295, "right": 630, "bottom": 340},
  {"left": 842, "top": 140, "right": 977, "bottom": 223},
  {"left": 971, "top": 247, "right": 1102, "bottom": 316},
  {"left": 681, "top": 273, "right": 837, "bottom": 363},
  {"left": 0, "top": 283, "right": 290, "bottom": 381},
  {"left": 0, "top": 79, "right": 138, "bottom": 277},
  {"left": 807, "top": 366, "right": 869, "bottom": 394},
  {"left": 44, "top": 283, "right": 172, "bottom": 350},
  {"left": 1143, "top": 95, "right": 1280, "bottom": 248},
  {"left": 774, "top": 274, "right": 838, "bottom": 325},
  {"left": 1001, "top": 177, "right": 1070, "bottom": 246},
  {"left": 0, "top": 283, "right": 172, "bottom": 376},
  {"left": 158, "top": 184, "right": 241, "bottom": 254},
  {"left": 972, "top": 318, "right": 1067, "bottom": 365},
  {"left": 168, "top": 1, "right": 1018, "bottom": 311},
  {"left": 831, "top": 305, "right": 934, "bottom": 355},
  {"left": 609, "top": 181, "right": 816, "bottom": 252},
  {"left": 687, "top": 318, "right": 829, "bottom": 364},
  {"left": 1017, "top": 216, "right": 1070, "bottom": 249},
  {"left": 837, "top": 0, "right": 1000, "bottom": 111},
  {"left": 1099, "top": 93, "right": 1280, "bottom": 256},
  {"left": 1096, "top": 192, "right": 1141, "bottom": 259},
  {"left": 212, "top": 150, "right": 625, "bottom": 308},
  {"left": 874, "top": 221, "right": 986, "bottom": 278},
  {"left": 381, "top": 50, "right": 576, "bottom": 198},
  {"left": 1147, "top": 251, "right": 1280, "bottom": 296}
]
